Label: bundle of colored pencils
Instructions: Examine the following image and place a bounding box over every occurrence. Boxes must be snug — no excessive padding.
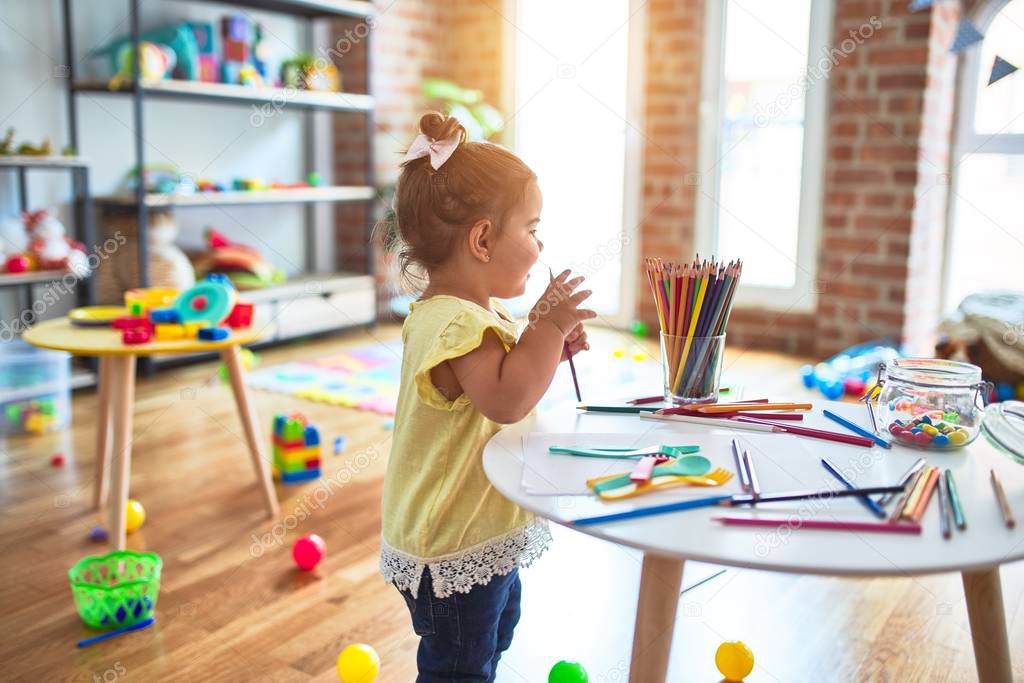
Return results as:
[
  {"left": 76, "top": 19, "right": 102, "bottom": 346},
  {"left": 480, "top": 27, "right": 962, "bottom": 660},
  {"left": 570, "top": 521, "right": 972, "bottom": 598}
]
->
[{"left": 645, "top": 257, "right": 743, "bottom": 399}]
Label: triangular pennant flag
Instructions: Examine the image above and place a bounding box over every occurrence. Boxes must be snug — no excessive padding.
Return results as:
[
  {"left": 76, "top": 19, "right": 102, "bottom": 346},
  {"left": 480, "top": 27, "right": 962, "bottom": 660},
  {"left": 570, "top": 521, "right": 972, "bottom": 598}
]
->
[
  {"left": 950, "top": 18, "right": 984, "bottom": 54},
  {"left": 989, "top": 55, "right": 1019, "bottom": 85},
  {"left": 909, "top": 0, "right": 933, "bottom": 11}
]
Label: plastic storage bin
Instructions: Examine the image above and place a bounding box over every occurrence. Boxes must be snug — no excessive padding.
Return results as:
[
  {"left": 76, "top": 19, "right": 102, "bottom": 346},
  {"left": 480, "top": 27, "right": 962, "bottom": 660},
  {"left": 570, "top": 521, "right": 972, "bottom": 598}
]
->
[{"left": 0, "top": 340, "right": 71, "bottom": 435}]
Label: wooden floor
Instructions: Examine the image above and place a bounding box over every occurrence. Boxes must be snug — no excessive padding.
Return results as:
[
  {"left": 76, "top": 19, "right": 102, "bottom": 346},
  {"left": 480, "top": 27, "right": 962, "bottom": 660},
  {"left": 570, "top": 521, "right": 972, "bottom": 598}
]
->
[{"left": 2, "top": 324, "right": 1021, "bottom": 682}]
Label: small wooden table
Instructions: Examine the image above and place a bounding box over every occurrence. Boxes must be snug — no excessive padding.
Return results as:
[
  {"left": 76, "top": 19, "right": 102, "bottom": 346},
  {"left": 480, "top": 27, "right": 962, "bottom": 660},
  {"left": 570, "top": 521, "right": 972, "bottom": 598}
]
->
[
  {"left": 483, "top": 401, "right": 1022, "bottom": 683},
  {"left": 23, "top": 317, "right": 280, "bottom": 549}
]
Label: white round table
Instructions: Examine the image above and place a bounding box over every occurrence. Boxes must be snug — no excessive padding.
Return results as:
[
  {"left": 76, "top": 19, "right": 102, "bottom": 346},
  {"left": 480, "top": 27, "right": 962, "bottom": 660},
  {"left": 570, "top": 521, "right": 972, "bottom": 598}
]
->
[{"left": 483, "top": 400, "right": 1022, "bottom": 683}]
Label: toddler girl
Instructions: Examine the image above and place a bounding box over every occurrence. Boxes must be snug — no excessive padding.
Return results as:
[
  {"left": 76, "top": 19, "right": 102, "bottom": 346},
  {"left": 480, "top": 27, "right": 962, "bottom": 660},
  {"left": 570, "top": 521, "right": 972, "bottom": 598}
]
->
[{"left": 380, "top": 112, "right": 595, "bottom": 682}]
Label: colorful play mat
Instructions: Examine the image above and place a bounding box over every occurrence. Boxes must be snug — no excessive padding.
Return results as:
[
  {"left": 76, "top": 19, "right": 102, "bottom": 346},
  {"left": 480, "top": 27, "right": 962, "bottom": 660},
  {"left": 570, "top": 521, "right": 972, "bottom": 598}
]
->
[{"left": 245, "top": 340, "right": 402, "bottom": 415}]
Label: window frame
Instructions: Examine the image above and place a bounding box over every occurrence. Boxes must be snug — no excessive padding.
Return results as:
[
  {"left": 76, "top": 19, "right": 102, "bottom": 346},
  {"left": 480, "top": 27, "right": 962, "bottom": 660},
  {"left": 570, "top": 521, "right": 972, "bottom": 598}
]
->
[
  {"left": 943, "top": 0, "right": 1024, "bottom": 312},
  {"left": 694, "top": 0, "right": 834, "bottom": 312}
]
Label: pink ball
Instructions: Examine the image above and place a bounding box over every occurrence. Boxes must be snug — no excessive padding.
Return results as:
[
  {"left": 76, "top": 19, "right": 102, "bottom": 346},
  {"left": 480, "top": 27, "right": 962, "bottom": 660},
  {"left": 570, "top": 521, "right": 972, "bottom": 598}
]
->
[{"left": 292, "top": 534, "right": 326, "bottom": 571}]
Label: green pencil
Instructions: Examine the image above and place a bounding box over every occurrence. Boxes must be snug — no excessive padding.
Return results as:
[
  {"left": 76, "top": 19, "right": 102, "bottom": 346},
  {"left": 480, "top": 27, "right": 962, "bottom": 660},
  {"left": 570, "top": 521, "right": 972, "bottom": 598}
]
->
[
  {"left": 576, "top": 404, "right": 661, "bottom": 414},
  {"left": 945, "top": 469, "right": 966, "bottom": 530}
]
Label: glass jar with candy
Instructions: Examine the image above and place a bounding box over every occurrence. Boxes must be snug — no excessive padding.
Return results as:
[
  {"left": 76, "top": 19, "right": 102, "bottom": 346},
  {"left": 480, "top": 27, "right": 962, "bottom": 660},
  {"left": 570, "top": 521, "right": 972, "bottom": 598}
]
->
[{"left": 871, "top": 359, "right": 990, "bottom": 450}]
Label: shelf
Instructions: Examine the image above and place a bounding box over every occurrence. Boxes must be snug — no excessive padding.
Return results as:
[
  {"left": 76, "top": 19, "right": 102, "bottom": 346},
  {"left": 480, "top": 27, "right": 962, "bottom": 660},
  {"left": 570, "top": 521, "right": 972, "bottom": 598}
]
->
[
  {"left": 94, "top": 185, "right": 375, "bottom": 208},
  {"left": 0, "top": 270, "right": 77, "bottom": 287},
  {"left": 169, "top": 0, "right": 373, "bottom": 18},
  {"left": 72, "top": 79, "right": 374, "bottom": 112},
  {"left": 241, "top": 271, "right": 374, "bottom": 303},
  {"left": 0, "top": 155, "right": 88, "bottom": 169}
]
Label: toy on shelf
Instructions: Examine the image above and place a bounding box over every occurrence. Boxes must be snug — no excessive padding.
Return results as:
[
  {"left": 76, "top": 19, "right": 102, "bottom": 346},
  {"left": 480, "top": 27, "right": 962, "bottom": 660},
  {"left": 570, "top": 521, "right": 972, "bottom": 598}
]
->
[
  {"left": 115, "top": 275, "right": 254, "bottom": 345},
  {"left": 281, "top": 53, "right": 341, "bottom": 92},
  {"left": 272, "top": 412, "right": 322, "bottom": 483},
  {"left": 1, "top": 210, "right": 89, "bottom": 276},
  {"left": 108, "top": 42, "right": 176, "bottom": 90},
  {"left": 336, "top": 643, "right": 380, "bottom": 683},
  {"left": 68, "top": 550, "right": 161, "bottom": 630},
  {"left": 190, "top": 227, "right": 285, "bottom": 290},
  {"left": 186, "top": 21, "right": 219, "bottom": 83},
  {"left": 800, "top": 339, "right": 900, "bottom": 400},
  {"left": 292, "top": 533, "right": 325, "bottom": 571},
  {"left": 0, "top": 127, "right": 57, "bottom": 156},
  {"left": 123, "top": 164, "right": 198, "bottom": 196},
  {"left": 91, "top": 23, "right": 200, "bottom": 83},
  {"left": 221, "top": 15, "right": 267, "bottom": 86}
]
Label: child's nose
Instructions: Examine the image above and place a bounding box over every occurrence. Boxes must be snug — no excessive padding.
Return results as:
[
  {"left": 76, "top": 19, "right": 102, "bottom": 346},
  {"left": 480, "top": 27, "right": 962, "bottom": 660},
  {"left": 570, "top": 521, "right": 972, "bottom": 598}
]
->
[{"left": 537, "top": 238, "right": 544, "bottom": 252}]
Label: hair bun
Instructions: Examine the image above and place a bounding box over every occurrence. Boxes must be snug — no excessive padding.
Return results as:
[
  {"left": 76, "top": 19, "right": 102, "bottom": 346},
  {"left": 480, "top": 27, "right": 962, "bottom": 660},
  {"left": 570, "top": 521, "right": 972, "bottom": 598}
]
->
[{"left": 419, "top": 111, "right": 466, "bottom": 143}]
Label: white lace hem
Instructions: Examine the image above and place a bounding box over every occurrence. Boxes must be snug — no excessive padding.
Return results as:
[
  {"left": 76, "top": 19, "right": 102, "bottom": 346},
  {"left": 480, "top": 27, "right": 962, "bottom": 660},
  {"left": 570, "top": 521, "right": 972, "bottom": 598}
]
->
[{"left": 380, "top": 518, "right": 552, "bottom": 598}]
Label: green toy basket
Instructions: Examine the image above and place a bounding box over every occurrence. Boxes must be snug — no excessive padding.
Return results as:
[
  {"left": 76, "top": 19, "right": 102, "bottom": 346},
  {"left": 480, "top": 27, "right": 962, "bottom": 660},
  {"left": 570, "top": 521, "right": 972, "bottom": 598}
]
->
[{"left": 68, "top": 551, "right": 162, "bottom": 630}]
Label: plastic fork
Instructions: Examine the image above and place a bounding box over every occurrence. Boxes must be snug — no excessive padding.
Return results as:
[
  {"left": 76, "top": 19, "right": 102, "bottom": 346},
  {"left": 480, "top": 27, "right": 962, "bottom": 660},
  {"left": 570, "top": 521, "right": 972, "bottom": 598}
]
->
[
  {"left": 548, "top": 444, "right": 700, "bottom": 460},
  {"left": 587, "top": 455, "right": 712, "bottom": 493}
]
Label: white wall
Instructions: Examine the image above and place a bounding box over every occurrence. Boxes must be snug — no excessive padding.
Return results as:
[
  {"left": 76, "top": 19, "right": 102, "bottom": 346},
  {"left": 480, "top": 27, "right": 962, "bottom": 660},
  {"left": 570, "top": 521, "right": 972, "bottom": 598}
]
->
[{"left": 0, "top": 0, "right": 325, "bottom": 320}]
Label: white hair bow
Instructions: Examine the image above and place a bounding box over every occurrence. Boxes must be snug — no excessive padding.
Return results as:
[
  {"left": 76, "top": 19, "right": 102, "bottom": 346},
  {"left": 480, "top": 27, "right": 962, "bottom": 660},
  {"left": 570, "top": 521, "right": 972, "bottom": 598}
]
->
[{"left": 403, "top": 132, "right": 460, "bottom": 170}]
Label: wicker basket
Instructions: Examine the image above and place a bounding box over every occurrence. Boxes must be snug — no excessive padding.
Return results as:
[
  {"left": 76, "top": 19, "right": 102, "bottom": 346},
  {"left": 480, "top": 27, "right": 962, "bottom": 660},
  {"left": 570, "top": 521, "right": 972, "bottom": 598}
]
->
[{"left": 68, "top": 551, "right": 162, "bottom": 629}]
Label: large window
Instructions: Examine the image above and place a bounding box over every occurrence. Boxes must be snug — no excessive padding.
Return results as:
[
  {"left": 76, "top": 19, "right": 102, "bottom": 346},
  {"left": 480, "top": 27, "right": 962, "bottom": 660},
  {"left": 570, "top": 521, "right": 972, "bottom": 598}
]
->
[
  {"left": 946, "top": 0, "right": 1024, "bottom": 312},
  {"left": 509, "top": 0, "right": 642, "bottom": 322},
  {"left": 696, "top": 0, "right": 832, "bottom": 310}
]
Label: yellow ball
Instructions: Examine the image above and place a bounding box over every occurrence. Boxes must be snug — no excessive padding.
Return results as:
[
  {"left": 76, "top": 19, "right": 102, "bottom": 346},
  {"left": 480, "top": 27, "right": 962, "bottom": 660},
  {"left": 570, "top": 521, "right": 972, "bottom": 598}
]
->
[
  {"left": 125, "top": 499, "right": 146, "bottom": 533},
  {"left": 336, "top": 643, "right": 380, "bottom": 683},
  {"left": 715, "top": 641, "right": 754, "bottom": 681}
]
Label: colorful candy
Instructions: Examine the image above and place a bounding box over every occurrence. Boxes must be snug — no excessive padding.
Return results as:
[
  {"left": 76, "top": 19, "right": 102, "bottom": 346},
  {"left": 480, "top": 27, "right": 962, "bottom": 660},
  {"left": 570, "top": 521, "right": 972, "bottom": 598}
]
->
[{"left": 885, "top": 412, "right": 972, "bottom": 449}]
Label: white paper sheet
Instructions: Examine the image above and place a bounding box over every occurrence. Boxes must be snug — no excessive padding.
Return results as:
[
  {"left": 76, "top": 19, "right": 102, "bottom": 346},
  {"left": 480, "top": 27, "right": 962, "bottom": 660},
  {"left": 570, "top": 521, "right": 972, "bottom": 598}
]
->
[{"left": 521, "top": 431, "right": 822, "bottom": 496}]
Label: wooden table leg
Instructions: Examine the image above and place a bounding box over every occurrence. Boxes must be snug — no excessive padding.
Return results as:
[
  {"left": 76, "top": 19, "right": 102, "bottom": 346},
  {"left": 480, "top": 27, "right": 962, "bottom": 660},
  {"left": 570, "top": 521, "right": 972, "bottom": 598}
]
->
[
  {"left": 220, "top": 345, "right": 280, "bottom": 518},
  {"left": 108, "top": 356, "right": 136, "bottom": 550},
  {"left": 962, "top": 567, "right": 1013, "bottom": 683},
  {"left": 93, "top": 357, "right": 114, "bottom": 510},
  {"left": 630, "top": 553, "right": 685, "bottom": 683}
]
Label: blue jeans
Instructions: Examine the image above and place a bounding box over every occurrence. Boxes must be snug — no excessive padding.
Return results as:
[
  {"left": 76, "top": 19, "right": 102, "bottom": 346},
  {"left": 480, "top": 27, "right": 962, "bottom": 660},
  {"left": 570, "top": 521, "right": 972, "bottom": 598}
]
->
[{"left": 397, "top": 569, "right": 522, "bottom": 682}]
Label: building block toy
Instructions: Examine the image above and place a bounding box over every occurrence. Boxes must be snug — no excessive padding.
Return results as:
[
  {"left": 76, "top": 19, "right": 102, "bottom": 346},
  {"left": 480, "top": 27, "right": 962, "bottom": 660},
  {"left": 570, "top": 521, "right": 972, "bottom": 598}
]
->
[
  {"left": 198, "top": 326, "right": 230, "bottom": 341},
  {"left": 123, "top": 327, "right": 152, "bottom": 344},
  {"left": 154, "top": 323, "right": 185, "bottom": 341},
  {"left": 225, "top": 302, "right": 254, "bottom": 328},
  {"left": 149, "top": 308, "right": 181, "bottom": 324},
  {"left": 272, "top": 413, "right": 322, "bottom": 483}
]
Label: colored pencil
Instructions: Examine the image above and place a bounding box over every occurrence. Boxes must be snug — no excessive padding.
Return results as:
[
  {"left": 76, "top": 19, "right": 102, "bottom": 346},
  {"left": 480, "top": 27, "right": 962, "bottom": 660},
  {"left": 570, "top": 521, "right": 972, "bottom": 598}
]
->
[
  {"left": 698, "top": 402, "right": 811, "bottom": 414},
  {"left": 570, "top": 486, "right": 906, "bottom": 525},
  {"left": 645, "top": 257, "right": 743, "bottom": 400},
  {"left": 712, "top": 516, "right": 922, "bottom": 535},
  {"left": 878, "top": 458, "right": 926, "bottom": 506},
  {"left": 909, "top": 467, "right": 940, "bottom": 523},
  {"left": 731, "top": 438, "right": 750, "bottom": 492},
  {"left": 937, "top": 472, "right": 952, "bottom": 539},
  {"left": 891, "top": 468, "right": 926, "bottom": 523},
  {"left": 549, "top": 266, "right": 581, "bottom": 402},
  {"left": 990, "top": 469, "right": 1016, "bottom": 529},
  {"left": 822, "top": 409, "right": 891, "bottom": 449},
  {"left": 577, "top": 404, "right": 661, "bottom": 414},
  {"left": 660, "top": 407, "right": 805, "bottom": 420},
  {"left": 76, "top": 618, "right": 155, "bottom": 648},
  {"left": 627, "top": 395, "right": 665, "bottom": 405},
  {"left": 821, "top": 458, "right": 886, "bottom": 519},
  {"left": 743, "top": 448, "right": 760, "bottom": 500},
  {"left": 735, "top": 418, "right": 875, "bottom": 447},
  {"left": 639, "top": 412, "right": 778, "bottom": 432},
  {"left": 945, "top": 469, "right": 966, "bottom": 530}
]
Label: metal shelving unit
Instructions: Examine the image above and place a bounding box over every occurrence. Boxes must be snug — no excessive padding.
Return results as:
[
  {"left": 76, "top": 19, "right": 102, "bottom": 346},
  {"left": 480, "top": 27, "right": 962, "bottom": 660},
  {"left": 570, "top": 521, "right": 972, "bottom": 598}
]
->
[{"left": 60, "top": 0, "right": 378, "bottom": 371}]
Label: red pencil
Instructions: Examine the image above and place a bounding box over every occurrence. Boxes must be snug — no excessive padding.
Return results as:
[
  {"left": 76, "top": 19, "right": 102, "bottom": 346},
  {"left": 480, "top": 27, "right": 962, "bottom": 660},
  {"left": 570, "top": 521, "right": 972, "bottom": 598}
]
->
[
  {"left": 712, "top": 516, "right": 922, "bottom": 534},
  {"left": 735, "top": 418, "right": 875, "bottom": 447},
  {"left": 659, "top": 407, "right": 804, "bottom": 420}
]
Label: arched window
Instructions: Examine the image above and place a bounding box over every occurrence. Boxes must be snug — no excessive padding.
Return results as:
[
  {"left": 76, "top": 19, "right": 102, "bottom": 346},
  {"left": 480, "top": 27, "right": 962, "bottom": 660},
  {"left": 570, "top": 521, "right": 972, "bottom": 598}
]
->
[{"left": 946, "top": 0, "right": 1024, "bottom": 312}]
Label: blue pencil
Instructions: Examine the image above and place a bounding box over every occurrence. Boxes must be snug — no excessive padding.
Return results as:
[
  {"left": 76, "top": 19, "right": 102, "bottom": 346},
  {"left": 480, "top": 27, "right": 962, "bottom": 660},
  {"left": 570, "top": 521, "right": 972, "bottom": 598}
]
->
[
  {"left": 820, "top": 458, "right": 887, "bottom": 518},
  {"left": 76, "top": 617, "right": 155, "bottom": 648},
  {"left": 571, "top": 495, "right": 732, "bottom": 526},
  {"left": 823, "top": 409, "right": 890, "bottom": 449}
]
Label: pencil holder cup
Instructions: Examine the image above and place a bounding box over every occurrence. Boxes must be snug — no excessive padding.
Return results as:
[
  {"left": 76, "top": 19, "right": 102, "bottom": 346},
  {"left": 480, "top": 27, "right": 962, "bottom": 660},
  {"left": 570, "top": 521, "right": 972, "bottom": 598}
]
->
[{"left": 660, "top": 333, "right": 726, "bottom": 405}]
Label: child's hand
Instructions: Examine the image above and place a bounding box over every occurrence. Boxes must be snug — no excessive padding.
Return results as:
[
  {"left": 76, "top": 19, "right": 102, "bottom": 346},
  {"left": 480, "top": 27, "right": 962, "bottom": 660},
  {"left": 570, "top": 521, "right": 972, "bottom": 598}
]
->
[
  {"left": 562, "top": 323, "right": 589, "bottom": 361},
  {"left": 529, "top": 269, "right": 597, "bottom": 337}
]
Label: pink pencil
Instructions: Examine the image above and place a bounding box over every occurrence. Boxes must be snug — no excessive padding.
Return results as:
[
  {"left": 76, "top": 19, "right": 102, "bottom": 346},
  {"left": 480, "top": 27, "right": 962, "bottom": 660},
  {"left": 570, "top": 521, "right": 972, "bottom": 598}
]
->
[
  {"left": 712, "top": 516, "right": 922, "bottom": 534},
  {"left": 660, "top": 407, "right": 804, "bottom": 420},
  {"left": 735, "top": 418, "right": 874, "bottom": 447}
]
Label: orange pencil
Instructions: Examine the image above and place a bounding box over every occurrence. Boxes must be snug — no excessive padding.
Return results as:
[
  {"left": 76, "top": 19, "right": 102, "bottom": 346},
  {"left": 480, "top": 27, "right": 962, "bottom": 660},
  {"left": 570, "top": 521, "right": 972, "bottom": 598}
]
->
[
  {"left": 697, "top": 402, "right": 812, "bottom": 414},
  {"left": 909, "top": 467, "right": 940, "bottom": 523},
  {"left": 900, "top": 466, "right": 931, "bottom": 519}
]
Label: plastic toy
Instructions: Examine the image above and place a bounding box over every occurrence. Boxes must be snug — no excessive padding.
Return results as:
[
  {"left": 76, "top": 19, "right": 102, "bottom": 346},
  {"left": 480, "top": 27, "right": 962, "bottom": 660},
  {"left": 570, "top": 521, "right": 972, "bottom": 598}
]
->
[
  {"left": 69, "top": 550, "right": 161, "bottom": 629},
  {"left": 629, "top": 320, "right": 648, "bottom": 337},
  {"left": 125, "top": 499, "right": 146, "bottom": 533},
  {"left": 333, "top": 436, "right": 346, "bottom": 455},
  {"left": 51, "top": 453, "right": 65, "bottom": 467},
  {"left": 281, "top": 53, "right": 341, "bottom": 92},
  {"left": 124, "top": 287, "right": 179, "bottom": 316},
  {"left": 0, "top": 210, "right": 89, "bottom": 276},
  {"left": 173, "top": 277, "right": 237, "bottom": 325},
  {"left": 192, "top": 227, "right": 286, "bottom": 289},
  {"left": 91, "top": 23, "right": 199, "bottom": 82},
  {"left": 273, "top": 413, "right": 322, "bottom": 482},
  {"left": 123, "top": 327, "right": 152, "bottom": 344},
  {"left": 715, "top": 641, "right": 754, "bottom": 681},
  {"left": 198, "top": 326, "right": 229, "bottom": 341},
  {"left": 70, "top": 306, "right": 128, "bottom": 327},
  {"left": 800, "top": 339, "right": 900, "bottom": 399},
  {"left": 548, "top": 660, "right": 588, "bottom": 682},
  {"left": 109, "top": 42, "right": 176, "bottom": 90},
  {"left": 88, "top": 526, "right": 108, "bottom": 543},
  {"left": 221, "top": 15, "right": 257, "bottom": 85},
  {"left": 77, "top": 616, "right": 154, "bottom": 648},
  {"left": 3, "top": 395, "right": 64, "bottom": 434},
  {"left": 336, "top": 643, "right": 380, "bottom": 683},
  {"left": 292, "top": 533, "right": 326, "bottom": 571},
  {"left": 225, "top": 302, "right": 254, "bottom": 328}
]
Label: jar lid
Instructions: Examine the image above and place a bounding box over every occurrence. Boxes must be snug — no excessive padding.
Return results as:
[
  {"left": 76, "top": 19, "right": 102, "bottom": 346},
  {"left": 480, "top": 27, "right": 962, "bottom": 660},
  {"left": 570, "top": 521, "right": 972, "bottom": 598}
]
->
[
  {"left": 983, "top": 401, "right": 1024, "bottom": 465},
  {"left": 885, "top": 358, "right": 982, "bottom": 388}
]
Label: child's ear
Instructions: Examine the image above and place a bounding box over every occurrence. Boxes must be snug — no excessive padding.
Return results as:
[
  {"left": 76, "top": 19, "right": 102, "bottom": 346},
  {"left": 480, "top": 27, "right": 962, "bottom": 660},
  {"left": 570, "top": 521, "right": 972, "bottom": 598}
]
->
[{"left": 468, "top": 218, "right": 493, "bottom": 263}]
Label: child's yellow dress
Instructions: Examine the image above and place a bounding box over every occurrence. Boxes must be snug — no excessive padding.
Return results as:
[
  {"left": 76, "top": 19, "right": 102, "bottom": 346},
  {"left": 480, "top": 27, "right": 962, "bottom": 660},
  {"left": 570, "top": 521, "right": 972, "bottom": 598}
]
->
[{"left": 380, "top": 295, "right": 551, "bottom": 598}]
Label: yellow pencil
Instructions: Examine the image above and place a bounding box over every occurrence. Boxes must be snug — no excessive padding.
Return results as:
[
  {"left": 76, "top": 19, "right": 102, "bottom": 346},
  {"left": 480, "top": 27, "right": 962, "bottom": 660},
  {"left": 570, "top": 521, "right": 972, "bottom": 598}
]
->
[{"left": 673, "top": 269, "right": 708, "bottom": 392}]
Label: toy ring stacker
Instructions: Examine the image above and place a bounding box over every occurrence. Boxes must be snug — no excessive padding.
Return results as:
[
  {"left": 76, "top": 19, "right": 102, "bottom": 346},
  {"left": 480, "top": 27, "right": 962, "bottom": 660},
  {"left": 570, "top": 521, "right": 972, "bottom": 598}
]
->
[{"left": 173, "top": 279, "right": 237, "bottom": 325}]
